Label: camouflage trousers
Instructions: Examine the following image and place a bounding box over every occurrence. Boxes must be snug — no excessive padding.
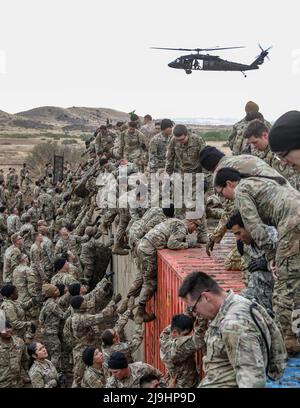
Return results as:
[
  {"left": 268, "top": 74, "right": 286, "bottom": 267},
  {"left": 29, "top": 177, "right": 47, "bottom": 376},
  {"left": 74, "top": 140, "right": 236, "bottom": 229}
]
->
[
  {"left": 273, "top": 251, "right": 300, "bottom": 348},
  {"left": 115, "top": 209, "right": 130, "bottom": 246},
  {"left": 127, "top": 241, "right": 157, "bottom": 305},
  {"left": 44, "top": 333, "right": 61, "bottom": 370},
  {"left": 240, "top": 270, "right": 274, "bottom": 311},
  {"left": 224, "top": 246, "right": 242, "bottom": 271}
]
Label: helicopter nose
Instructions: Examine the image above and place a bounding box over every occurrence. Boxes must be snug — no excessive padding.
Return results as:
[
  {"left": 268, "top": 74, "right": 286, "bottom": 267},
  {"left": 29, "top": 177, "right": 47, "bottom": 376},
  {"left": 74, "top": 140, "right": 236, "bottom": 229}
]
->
[{"left": 168, "top": 61, "right": 177, "bottom": 68}]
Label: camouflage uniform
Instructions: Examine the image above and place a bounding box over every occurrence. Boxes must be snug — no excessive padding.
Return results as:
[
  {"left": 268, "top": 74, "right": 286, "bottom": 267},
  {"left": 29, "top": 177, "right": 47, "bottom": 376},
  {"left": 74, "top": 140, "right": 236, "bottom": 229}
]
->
[
  {"left": 160, "top": 317, "right": 206, "bottom": 387},
  {"left": 102, "top": 309, "right": 144, "bottom": 376},
  {"left": 30, "top": 242, "right": 47, "bottom": 290},
  {"left": 81, "top": 366, "right": 105, "bottom": 388},
  {"left": 70, "top": 300, "right": 117, "bottom": 388},
  {"left": 165, "top": 132, "right": 207, "bottom": 242},
  {"left": 0, "top": 335, "right": 28, "bottom": 388},
  {"left": 140, "top": 121, "right": 158, "bottom": 149},
  {"left": 7, "top": 214, "right": 21, "bottom": 235},
  {"left": 119, "top": 129, "right": 146, "bottom": 169},
  {"left": 51, "top": 271, "right": 78, "bottom": 287},
  {"left": 234, "top": 176, "right": 300, "bottom": 350},
  {"left": 148, "top": 132, "right": 170, "bottom": 173},
  {"left": 0, "top": 184, "right": 7, "bottom": 205},
  {"left": 106, "top": 362, "right": 163, "bottom": 388},
  {"left": 0, "top": 298, "right": 35, "bottom": 341},
  {"left": 239, "top": 227, "right": 276, "bottom": 311},
  {"left": 27, "top": 206, "right": 40, "bottom": 228},
  {"left": 55, "top": 234, "right": 88, "bottom": 273},
  {"left": 199, "top": 291, "right": 286, "bottom": 388},
  {"left": 41, "top": 236, "right": 55, "bottom": 280},
  {"left": 12, "top": 264, "right": 40, "bottom": 320},
  {"left": 3, "top": 244, "right": 21, "bottom": 283},
  {"left": 37, "top": 192, "right": 55, "bottom": 224},
  {"left": 39, "top": 298, "right": 65, "bottom": 369},
  {"left": 127, "top": 218, "right": 188, "bottom": 304},
  {"left": 95, "top": 130, "right": 115, "bottom": 155},
  {"left": 29, "top": 359, "right": 59, "bottom": 388},
  {"left": 19, "top": 222, "right": 35, "bottom": 256}
]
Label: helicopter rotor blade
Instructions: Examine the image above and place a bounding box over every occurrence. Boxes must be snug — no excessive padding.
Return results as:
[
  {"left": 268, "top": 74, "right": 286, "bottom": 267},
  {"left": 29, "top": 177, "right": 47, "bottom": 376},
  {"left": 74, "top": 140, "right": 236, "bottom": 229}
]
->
[
  {"left": 150, "top": 47, "right": 195, "bottom": 51},
  {"left": 150, "top": 46, "right": 245, "bottom": 52}
]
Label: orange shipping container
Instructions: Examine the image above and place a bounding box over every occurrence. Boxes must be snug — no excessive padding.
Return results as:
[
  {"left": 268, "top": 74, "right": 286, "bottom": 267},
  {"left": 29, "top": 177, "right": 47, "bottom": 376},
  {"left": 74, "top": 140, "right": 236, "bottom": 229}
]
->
[{"left": 144, "top": 233, "right": 245, "bottom": 375}]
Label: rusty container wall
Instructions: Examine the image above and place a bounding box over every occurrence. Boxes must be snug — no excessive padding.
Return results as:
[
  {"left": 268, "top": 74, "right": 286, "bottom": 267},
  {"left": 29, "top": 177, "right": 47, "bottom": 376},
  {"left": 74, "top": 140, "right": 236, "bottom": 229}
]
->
[{"left": 144, "top": 233, "right": 245, "bottom": 374}]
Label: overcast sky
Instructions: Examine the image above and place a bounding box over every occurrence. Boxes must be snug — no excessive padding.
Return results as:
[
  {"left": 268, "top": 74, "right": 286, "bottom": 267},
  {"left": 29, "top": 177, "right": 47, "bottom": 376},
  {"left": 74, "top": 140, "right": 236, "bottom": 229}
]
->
[{"left": 0, "top": 0, "right": 299, "bottom": 120}]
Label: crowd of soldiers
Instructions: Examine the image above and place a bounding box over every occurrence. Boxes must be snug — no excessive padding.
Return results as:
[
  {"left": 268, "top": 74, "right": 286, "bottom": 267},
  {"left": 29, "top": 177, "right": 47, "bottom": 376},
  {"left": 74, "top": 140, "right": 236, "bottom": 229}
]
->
[{"left": 0, "top": 105, "right": 300, "bottom": 388}]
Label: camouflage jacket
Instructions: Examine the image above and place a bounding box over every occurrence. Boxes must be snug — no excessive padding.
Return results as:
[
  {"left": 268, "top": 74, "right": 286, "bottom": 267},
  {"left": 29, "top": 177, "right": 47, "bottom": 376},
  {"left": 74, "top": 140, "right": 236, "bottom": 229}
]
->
[
  {"left": 0, "top": 213, "right": 7, "bottom": 240},
  {"left": 119, "top": 129, "right": 146, "bottom": 162},
  {"left": 37, "top": 193, "right": 55, "bottom": 221},
  {"left": 7, "top": 214, "right": 21, "bottom": 235},
  {"left": 55, "top": 234, "right": 89, "bottom": 259},
  {"left": 165, "top": 132, "right": 206, "bottom": 175},
  {"left": 0, "top": 298, "right": 33, "bottom": 339},
  {"left": 41, "top": 236, "right": 54, "bottom": 271},
  {"left": 140, "top": 218, "right": 188, "bottom": 251},
  {"left": 234, "top": 177, "right": 300, "bottom": 261},
  {"left": 200, "top": 290, "right": 286, "bottom": 388},
  {"left": 0, "top": 335, "right": 27, "bottom": 388},
  {"left": 3, "top": 244, "right": 21, "bottom": 283},
  {"left": 228, "top": 118, "right": 252, "bottom": 155},
  {"left": 39, "top": 297, "right": 65, "bottom": 335},
  {"left": 27, "top": 206, "right": 41, "bottom": 226},
  {"left": 51, "top": 272, "right": 78, "bottom": 287},
  {"left": 102, "top": 310, "right": 144, "bottom": 373},
  {"left": 30, "top": 243, "right": 47, "bottom": 281},
  {"left": 29, "top": 359, "right": 59, "bottom": 388},
  {"left": 148, "top": 132, "right": 170, "bottom": 172},
  {"left": 159, "top": 318, "right": 206, "bottom": 388},
  {"left": 140, "top": 121, "right": 158, "bottom": 148},
  {"left": 106, "top": 362, "right": 163, "bottom": 388},
  {"left": 81, "top": 366, "right": 106, "bottom": 388},
  {"left": 13, "top": 264, "right": 39, "bottom": 303}
]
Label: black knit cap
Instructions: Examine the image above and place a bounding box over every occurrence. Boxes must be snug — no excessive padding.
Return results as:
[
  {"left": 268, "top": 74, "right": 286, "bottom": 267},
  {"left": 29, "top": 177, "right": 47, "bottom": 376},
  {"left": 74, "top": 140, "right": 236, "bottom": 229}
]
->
[
  {"left": 68, "top": 283, "right": 81, "bottom": 296},
  {"left": 199, "top": 146, "right": 225, "bottom": 171},
  {"left": 55, "top": 284, "right": 65, "bottom": 297},
  {"left": 70, "top": 295, "right": 84, "bottom": 309},
  {"left": 269, "top": 111, "right": 300, "bottom": 152},
  {"left": 108, "top": 351, "right": 128, "bottom": 369},
  {"left": 161, "top": 119, "right": 174, "bottom": 131},
  {"left": 54, "top": 257, "right": 67, "bottom": 272},
  {"left": 1, "top": 284, "right": 16, "bottom": 298},
  {"left": 82, "top": 346, "right": 96, "bottom": 366}
]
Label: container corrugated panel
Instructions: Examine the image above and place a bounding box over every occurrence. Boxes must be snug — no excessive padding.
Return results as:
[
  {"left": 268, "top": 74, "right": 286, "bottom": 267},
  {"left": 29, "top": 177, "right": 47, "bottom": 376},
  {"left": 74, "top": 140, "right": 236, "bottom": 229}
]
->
[{"left": 144, "top": 232, "right": 245, "bottom": 374}]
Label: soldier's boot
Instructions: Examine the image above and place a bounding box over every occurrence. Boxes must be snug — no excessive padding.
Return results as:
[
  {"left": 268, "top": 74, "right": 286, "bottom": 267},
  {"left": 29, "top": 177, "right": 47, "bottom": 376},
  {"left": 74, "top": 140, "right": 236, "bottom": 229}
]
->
[
  {"left": 285, "top": 335, "right": 300, "bottom": 356},
  {"left": 135, "top": 304, "right": 155, "bottom": 324},
  {"left": 117, "top": 297, "right": 129, "bottom": 314},
  {"left": 112, "top": 244, "right": 129, "bottom": 256}
]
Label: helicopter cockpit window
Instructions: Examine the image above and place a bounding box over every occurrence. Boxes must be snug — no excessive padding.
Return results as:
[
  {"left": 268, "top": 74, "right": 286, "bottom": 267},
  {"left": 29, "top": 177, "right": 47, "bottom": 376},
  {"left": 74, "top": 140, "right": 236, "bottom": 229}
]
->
[{"left": 175, "top": 58, "right": 180, "bottom": 63}]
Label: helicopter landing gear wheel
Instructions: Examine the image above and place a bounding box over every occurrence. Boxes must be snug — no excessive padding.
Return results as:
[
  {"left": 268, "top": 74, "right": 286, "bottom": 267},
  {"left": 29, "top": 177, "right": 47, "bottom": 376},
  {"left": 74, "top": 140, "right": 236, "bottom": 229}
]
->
[{"left": 185, "top": 69, "right": 192, "bottom": 74}]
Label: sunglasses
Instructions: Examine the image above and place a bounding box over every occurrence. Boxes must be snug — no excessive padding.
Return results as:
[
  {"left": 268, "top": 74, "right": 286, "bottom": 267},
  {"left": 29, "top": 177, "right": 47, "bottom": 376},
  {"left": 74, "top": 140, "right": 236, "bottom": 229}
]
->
[{"left": 187, "top": 290, "right": 209, "bottom": 314}]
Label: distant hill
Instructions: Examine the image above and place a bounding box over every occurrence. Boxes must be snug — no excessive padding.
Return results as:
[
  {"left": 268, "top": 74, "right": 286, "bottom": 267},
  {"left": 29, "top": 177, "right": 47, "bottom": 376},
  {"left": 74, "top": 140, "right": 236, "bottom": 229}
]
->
[{"left": 0, "top": 106, "right": 131, "bottom": 134}]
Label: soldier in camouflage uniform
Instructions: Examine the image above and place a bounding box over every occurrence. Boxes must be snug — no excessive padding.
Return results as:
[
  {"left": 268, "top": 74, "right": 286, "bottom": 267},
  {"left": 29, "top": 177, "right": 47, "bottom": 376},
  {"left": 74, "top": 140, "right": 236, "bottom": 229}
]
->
[
  {"left": 160, "top": 314, "right": 206, "bottom": 388},
  {"left": 27, "top": 200, "right": 41, "bottom": 229},
  {"left": 243, "top": 119, "right": 300, "bottom": 190},
  {"left": 81, "top": 347, "right": 106, "bottom": 388},
  {"left": 19, "top": 213, "right": 35, "bottom": 256},
  {"left": 30, "top": 232, "right": 48, "bottom": 292},
  {"left": 94, "top": 125, "right": 115, "bottom": 155},
  {"left": 68, "top": 294, "right": 121, "bottom": 388},
  {"left": 0, "top": 320, "right": 28, "bottom": 388},
  {"left": 102, "top": 299, "right": 143, "bottom": 376},
  {"left": 165, "top": 124, "right": 208, "bottom": 243},
  {"left": 226, "top": 211, "right": 275, "bottom": 311},
  {"left": 13, "top": 185, "right": 24, "bottom": 214},
  {"left": 127, "top": 218, "right": 199, "bottom": 323},
  {"left": 106, "top": 351, "right": 163, "bottom": 388},
  {"left": 40, "top": 226, "right": 55, "bottom": 281},
  {"left": 27, "top": 342, "right": 59, "bottom": 388},
  {"left": 0, "top": 206, "right": 8, "bottom": 279},
  {"left": 19, "top": 163, "right": 27, "bottom": 190},
  {"left": 37, "top": 188, "right": 56, "bottom": 227},
  {"left": 0, "top": 284, "right": 36, "bottom": 342},
  {"left": 39, "top": 284, "right": 66, "bottom": 370},
  {"left": 3, "top": 233, "right": 23, "bottom": 283},
  {"left": 119, "top": 122, "right": 147, "bottom": 170},
  {"left": 140, "top": 114, "right": 158, "bottom": 149},
  {"left": 7, "top": 207, "right": 21, "bottom": 236},
  {"left": 13, "top": 253, "right": 40, "bottom": 321},
  {"left": 215, "top": 167, "right": 300, "bottom": 355},
  {"left": 148, "top": 119, "right": 173, "bottom": 173},
  {"left": 6, "top": 168, "right": 15, "bottom": 196},
  {"left": 0, "top": 181, "right": 8, "bottom": 205},
  {"left": 51, "top": 257, "right": 79, "bottom": 287},
  {"left": 179, "top": 272, "right": 286, "bottom": 388}
]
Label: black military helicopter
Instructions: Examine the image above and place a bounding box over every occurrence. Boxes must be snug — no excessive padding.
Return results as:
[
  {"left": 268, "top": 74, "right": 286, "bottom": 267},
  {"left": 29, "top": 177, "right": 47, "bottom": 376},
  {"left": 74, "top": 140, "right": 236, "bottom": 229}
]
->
[{"left": 151, "top": 45, "right": 272, "bottom": 77}]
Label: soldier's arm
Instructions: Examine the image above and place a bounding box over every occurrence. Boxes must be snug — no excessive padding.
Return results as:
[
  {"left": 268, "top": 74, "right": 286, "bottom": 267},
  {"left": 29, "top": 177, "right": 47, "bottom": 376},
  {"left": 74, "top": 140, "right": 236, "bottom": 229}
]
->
[
  {"left": 167, "top": 225, "right": 188, "bottom": 250},
  {"left": 84, "top": 301, "right": 116, "bottom": 328},
  {"left": 45, "top": 242, "right": 55, "bottom": 264},
  {"left": 4, "top": 304, "right": 32, "bottom": 332},
  {"left": 235, "top": 188, "right": 275, "bottom": 261},
  {"left": 105, "top": 376, "right": 117, "bottom": 388},
  {"left": 114, "top": 309, "right": 131, "bottom": 334},
  {"left": 148, "top": 138, "right": 158, "bottom": 172},
  {"left": 221, "top": 320, "right": 267, "bottom": 388},
  {"left": 210, "top": 201, "right": 235, "bottom": 243},
  {"left": 57, "top": 292, "right": 71, "bottom": 309},
  {"left": 85, "top": 277, "right": 112, "bottom": 304},
  {"left": 126, "top": 323, "right": 144, "bottom": 353},
  {"left": 228, "top": 126, "right": 237, "bottom": 150},
  {"left": 10, "top": 250, "right": 20, "bottom": 273},
  {"left": 165, "top": 138, "right": 175, "bottom": 175},
  {"left": 26, "top": 272, "right": 39, "bottom": 298}
]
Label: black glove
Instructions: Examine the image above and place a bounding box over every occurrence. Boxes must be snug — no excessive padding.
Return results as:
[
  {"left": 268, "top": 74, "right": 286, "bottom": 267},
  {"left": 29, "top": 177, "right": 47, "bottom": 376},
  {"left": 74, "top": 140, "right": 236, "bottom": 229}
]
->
[
  {"left": 32, "top": 297, "right": 39, "bottom": 306},
  {"left": 236, "top": 239, "right": 244, "bottom": 256},
  {"left": 30, "top": 323, "right": 36, "bottom": 333},
  {"left": 58, "top": 373, "right": 67, "bottom": 387},
  {"left": 105, "top": 271, "right": 114, "bottom": 279},
  {"left": 248, "top": 257, "right": 268, "bottom": 273},
  {"left": 113, "top": 293, "right": 122, "bottom": 304}
]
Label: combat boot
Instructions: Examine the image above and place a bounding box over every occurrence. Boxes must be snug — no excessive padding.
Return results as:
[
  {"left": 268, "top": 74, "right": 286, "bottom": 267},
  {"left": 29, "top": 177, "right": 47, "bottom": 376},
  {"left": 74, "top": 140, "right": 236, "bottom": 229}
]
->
[
  {"left": 135, "top": 305, "right": 146, "bottom": 324},
  {"left": 142, "top": 311, "right": 156, "bottom": 323},
  {"left": 112, "top": 245, "right": 129, "bottom": 256},
  {"left": 285, "top": 335, "right": 300, "bottom": 356}
]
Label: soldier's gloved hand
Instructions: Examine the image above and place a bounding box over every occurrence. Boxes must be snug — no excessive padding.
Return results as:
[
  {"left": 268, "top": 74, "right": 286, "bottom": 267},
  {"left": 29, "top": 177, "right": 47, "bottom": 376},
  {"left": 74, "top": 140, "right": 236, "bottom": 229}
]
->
[
  {"left": 248, "top": 257, "right": 268, "bottom": 273},
  {"left": 105, "top": 270, "right": 114, "bottom": 279},
  {"left": 236, "top": 239, "right": 244, "bottom": 256},
  {"left": 32, "top": 297, "right": 39, "bottom": 306},
  {"left": 30, "top": 323, "right": 36, "bottom": 333},
  {"left": 58, "top": 374, "right": 67, "bottom": 387},
  {"left": 206, "top": 236, "right": 215, "bottom": 257},
  {"left": 113, "top": 293, "right": 122, "bottom": 304}
]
